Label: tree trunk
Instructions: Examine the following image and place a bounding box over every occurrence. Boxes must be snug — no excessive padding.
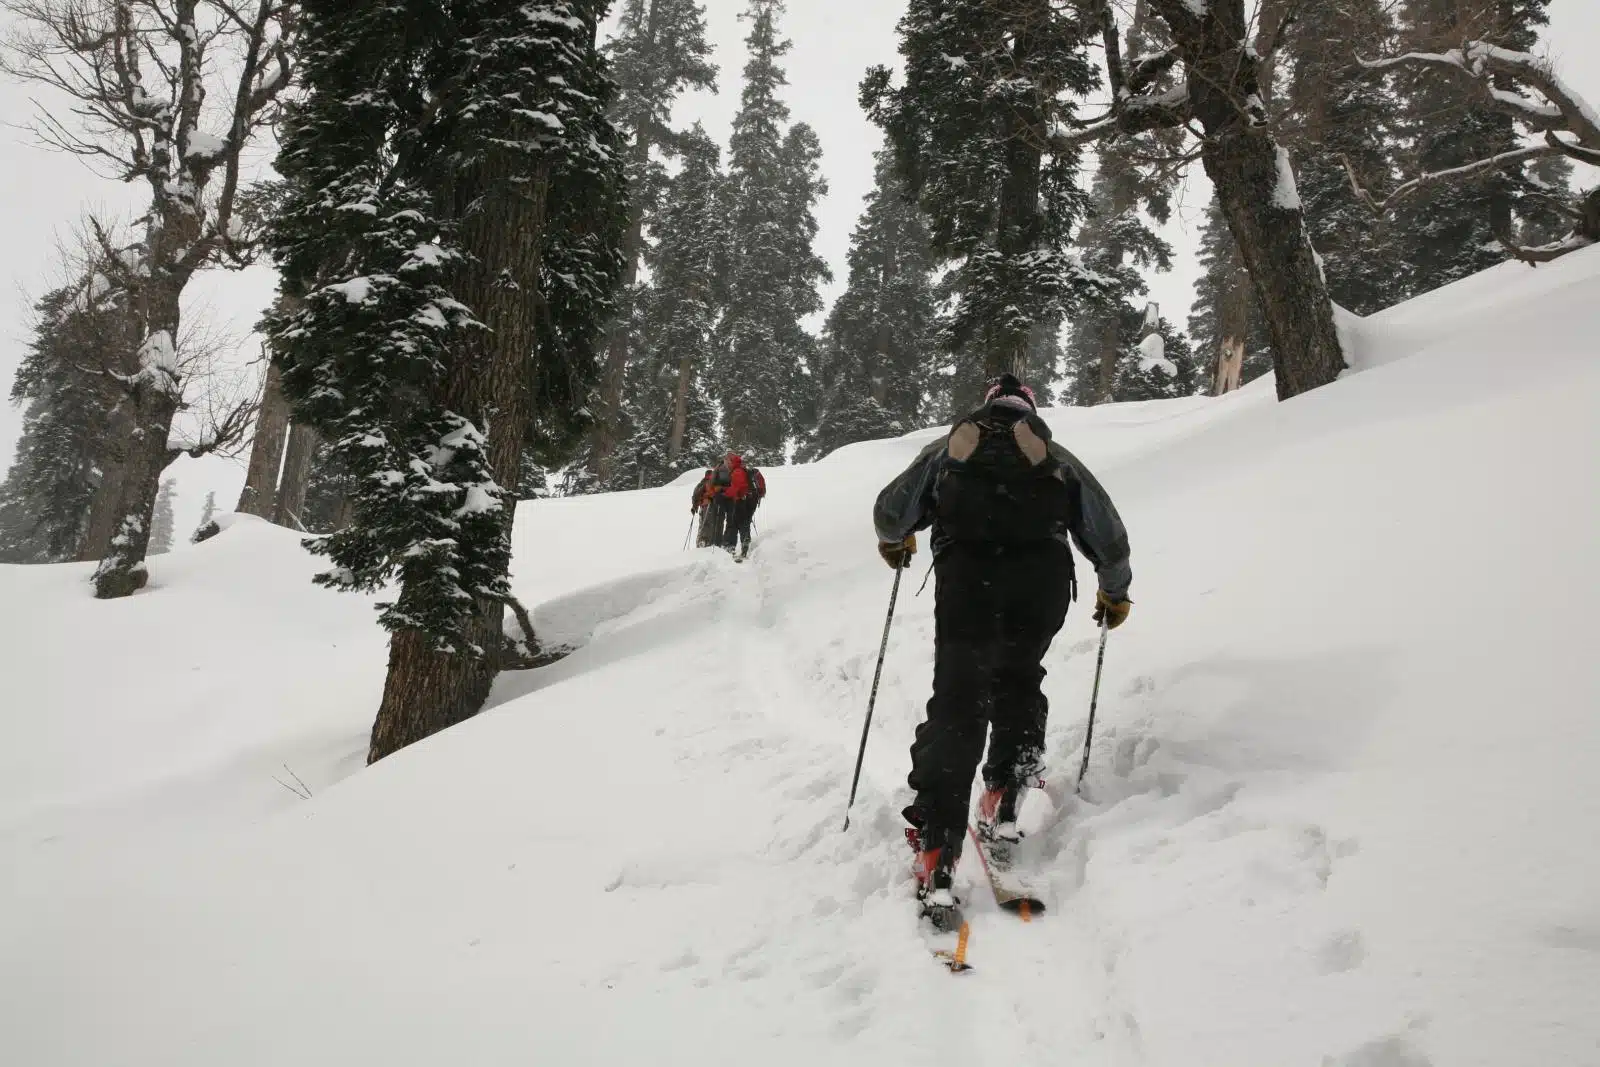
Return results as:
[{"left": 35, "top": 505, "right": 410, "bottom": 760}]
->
[
  {"left": 1169, "top": 0, "right": 1346, "bottom": 400},
  {"left": 92, "top": 280, "right": 186, "bottom": 599},
  {"left": 666, "top": 347, "right": 694, "bottom": 463},
  {"left": 368, "top": 158, "right": 552, "bottom": 765},
  {"left": 238, "top": 361, "right": 291, "bottom": 517},
  {"left": 272, "top": 421, "right": 320, "bottom": 530},
  {"left": 588, "top": 0, "right": 663, "bottom": 486},
  {"left": 78, "top": 448, "right": 129, "bottom": 563}
]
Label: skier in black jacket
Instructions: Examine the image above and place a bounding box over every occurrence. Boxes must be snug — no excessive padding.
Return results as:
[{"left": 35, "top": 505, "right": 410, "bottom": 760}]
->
[{"left": 873, "top": 374, "right": 1132, "bottom": 924}]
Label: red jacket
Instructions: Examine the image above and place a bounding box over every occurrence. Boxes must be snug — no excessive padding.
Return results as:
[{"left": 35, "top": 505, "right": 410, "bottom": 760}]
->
[{"left": 724, "top": 456, "right": 751, "bottom": 501}]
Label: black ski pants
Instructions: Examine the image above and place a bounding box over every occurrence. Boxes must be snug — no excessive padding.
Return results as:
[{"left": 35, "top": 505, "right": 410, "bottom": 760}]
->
[
  {"left": 908, "top": 541, "right": 1074, "bottom": 841},
  {"left": 724, "top": 499, "right": 755, "bottom": 554}
]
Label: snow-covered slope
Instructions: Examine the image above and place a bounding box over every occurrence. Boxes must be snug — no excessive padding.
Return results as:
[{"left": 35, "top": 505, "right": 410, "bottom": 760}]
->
[{"left": 4, "top": 249, "right": 1598, "bottom": 1066}]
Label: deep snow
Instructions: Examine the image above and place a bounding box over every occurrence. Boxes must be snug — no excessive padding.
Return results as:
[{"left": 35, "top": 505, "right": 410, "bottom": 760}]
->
[{"left": 3, "top": 249, "right": 1598, "bottom": 1066}]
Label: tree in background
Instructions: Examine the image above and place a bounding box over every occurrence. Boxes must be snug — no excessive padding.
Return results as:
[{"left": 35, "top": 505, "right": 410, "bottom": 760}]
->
[
  {"left": 804, "top": 151, "right": 937, "bottom": 460},
  {"left": 1363, "top": 2, "right": 1598, "bottom": 271},
  {"left": 714, "top": 0, "right": 829, "bottom": 464},
  {"left": 1, "top": 0, "right": 298, "bottom": 598},
  {"left": 1112, "top": 305, "right": 1199, "bottom": 402},
  {"left": 266, "top": 0, "right": 625, "bottom": 763},
  {"left": 1068, "top": 0, "right": 1184, "bottom": 406},
  {"left": 1189, "top": 194, "right": 1272, "bottom": 395},
  {"left": 148, "top": 478, "right": 175, "bottom": 555},
  {"left": 1278, "top": 0, "right": 1407, "bottom": 316},
  {"left": 610, "top": 125, "right": 725, "bottom": 490},
  {"left": 0, "top": 283, "right": 131, "bottom": 563},
  {"left": 587, "top": 0, "right": 717, "bottom": 486},
  {"left": 864, "top": 0, "right": 1108, "bottom": 388}
]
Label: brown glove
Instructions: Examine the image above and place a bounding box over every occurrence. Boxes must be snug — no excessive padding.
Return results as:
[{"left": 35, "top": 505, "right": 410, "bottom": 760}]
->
[
  {"left": 1093, "top": 589, "right": 1131, "bottom": 630},
  {"left": 877, "top": 534, "right": 917, "bottom": 570}
]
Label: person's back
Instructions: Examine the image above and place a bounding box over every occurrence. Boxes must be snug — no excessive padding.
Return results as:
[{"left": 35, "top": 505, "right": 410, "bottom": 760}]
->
[{"left": 872, "top": 374, "right": 1132, "bottom": 930}]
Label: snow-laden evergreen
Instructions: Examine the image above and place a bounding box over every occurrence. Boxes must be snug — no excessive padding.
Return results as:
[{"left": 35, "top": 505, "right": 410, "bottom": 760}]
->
[
  {"left": 715, "top": 0, "right": 829, "bottom": 465},
  {"left": 804, "top": 152, "right": 937, "bottom": 461},
  {"left": 864, "top": 0, "right": 1107, "bottom": 382}
]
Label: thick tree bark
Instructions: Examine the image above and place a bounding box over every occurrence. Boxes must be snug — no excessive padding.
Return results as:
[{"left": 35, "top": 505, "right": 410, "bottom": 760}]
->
[
  {"left": 1155, "top": 0, "right": 1346, "bottom": 400},
  {"left": 589, "top": 0, "right": 663, "bottom": 485},
  {"left": 272, "top": 421, "right": 320, "bottom": 529},
  {"left": 237, "top": 361, "right": 291, "bottom": 517},
  {"left": 92, "top": 280, "right": 187, "bottom": 599},
  {"left": 666, "top": 347, "right": 694, "bottom": 463},
  {"left": 368, "top": 158, "right": 551, "bottom": 765}
]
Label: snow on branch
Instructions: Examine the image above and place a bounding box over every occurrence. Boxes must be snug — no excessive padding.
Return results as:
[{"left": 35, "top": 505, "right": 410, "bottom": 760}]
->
[
  {"left": 1355, "top": 40, "right": 1600, "bottom": 264},
  {"left": 1361, "top": 42, "right": 1600, "bottom": 149}
]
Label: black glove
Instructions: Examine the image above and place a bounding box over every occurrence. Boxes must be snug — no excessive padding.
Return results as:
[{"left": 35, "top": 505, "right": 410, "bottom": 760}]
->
[
  {"left": 1093, "top": 590, "right": 1131, "bottom": 630},
  {"left": 877, "top": 534, "right": 917, "bottom": 570}
]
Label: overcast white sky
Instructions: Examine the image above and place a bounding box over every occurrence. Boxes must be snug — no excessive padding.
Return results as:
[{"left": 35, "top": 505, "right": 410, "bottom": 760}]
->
[{"left": 2, "top": 0, "right": 1597, "bottom": 538}]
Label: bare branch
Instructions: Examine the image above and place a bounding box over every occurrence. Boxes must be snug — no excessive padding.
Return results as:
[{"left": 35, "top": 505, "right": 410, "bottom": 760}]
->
[{"left": 1342, "top": 144, "right": 1565, "bottom": 216}]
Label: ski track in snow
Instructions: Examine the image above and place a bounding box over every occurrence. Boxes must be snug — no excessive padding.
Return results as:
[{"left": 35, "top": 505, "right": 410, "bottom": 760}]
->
[{"left": 6, "top": 250, "right": 1600, "bottom": 1064}]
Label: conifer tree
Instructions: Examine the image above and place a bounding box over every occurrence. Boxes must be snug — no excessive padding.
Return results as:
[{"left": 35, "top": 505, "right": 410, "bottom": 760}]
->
[
  {"left": 716, "top": 0, "right": 829, "bottom": 464},
  {"left": 806, "top": 151, "right": 937, "bottom": 459},
  {"left": 1389, "top": 0, "right": 1562, "bottom": 295},
  {"left": 589, "top": 0, "right": 718, "bottom": 484},
  {"left": 1112, "top": 306, "right": 1198, "bottom": 402},
  {"left": 1068, "top": 0, "right": 1182, "bottom": 405},
  {"left": 864, "top": 0, "right": 1106, "bottom": 386},
  {"left": 1278, "top": 0, "right": 1404, "bottom": 315},
  {"left": 148, "top": 479, "right": 176, "bottom": 555},
  {"left": 604, "top": 124, "right": 724, "bottom": 490},
  {"left": 0, "top": 284, "right": 129, "bottom": 562},
  {"left": 265, "top": 0, "right": 625, "bottom": 763}
]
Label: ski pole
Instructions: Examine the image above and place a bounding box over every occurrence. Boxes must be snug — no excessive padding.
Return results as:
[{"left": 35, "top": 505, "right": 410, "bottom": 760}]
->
[
  {"left": 682, "top": 514, "right": 695, "bottom": 551},
  {"left": 1075, "top": 620, "right": 1111, "bottom": 794},
  {"left": 842, "top": 561, "right": 905, "bottom": 831}
]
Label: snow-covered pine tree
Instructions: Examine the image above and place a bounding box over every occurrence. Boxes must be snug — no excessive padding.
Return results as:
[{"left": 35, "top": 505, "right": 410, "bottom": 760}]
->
[
  {"left": 1188, "top": 194, "right": 1272, "bottom": 395},
  {"left": 864, "top": 0, "right": 1106, "bottom": 387},
  {"left": 0, "top": 283, "right": 132, "bottom": 563},
  {"left": 265, "top": 0, "right": 625, "bottom": 763},
  {"left": 588, "top": 0, "right": 718, "bottom": 485},
  {"left": 1113, "top": 305, "right": 1199, "bottom": 402},
  {"left": 805, "top": 151, "right": 937, "bottom": 460},
  {"left": 611, "top": 125, "right": 725, "bottom": 489},
  {"left": 189, "top": 491, "right": 219, "bottom": 543},
  {"left": 1278, "top": 0, "right": 1406, "bottom": 316},
  {"left": 716, "top": 0, "right": 830, "bottom": 464},
  {"left": 1388, "top": 0, "right": 1563, "bottom": 295},
  {"left": 1068, "top": 0, "right": 1183, "bottom": 406},
  {"left": 148, "top": 479, "right": 176, "bottom": 555}
]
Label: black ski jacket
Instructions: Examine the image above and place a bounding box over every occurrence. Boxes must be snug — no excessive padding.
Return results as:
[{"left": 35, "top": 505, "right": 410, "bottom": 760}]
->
[{"left": 872, "top": 403, "right": 1133, "bottom": 600}]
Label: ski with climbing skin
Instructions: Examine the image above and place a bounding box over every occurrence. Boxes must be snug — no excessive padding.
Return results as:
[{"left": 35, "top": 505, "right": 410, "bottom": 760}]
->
[{"left": 968, "top": 824, "right": 1047, "bottom": 920}]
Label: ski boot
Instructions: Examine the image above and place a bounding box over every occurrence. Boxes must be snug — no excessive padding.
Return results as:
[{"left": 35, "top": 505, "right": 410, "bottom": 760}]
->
[
  {"left": 974, "top": 780, "right": 1033, "bottom": 867},
  {"left": 906, "top": 824, "right": 964, "bottom": 933}
]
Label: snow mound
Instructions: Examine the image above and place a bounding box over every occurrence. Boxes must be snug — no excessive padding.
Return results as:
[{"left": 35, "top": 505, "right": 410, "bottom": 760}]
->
[{"left": 4, "top": 249, "right": 1599, "bottom": 1065}]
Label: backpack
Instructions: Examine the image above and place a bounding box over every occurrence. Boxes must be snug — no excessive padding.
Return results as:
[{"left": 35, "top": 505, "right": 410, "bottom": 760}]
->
[
  {"left": 747, "top": 467, "right": 766, "bottom": 504},
  {"left": 712, "top": 464, "right": 732, "bottom": 490},
  {"left": 933, "top": 406, "right": 1076, "bottom": 545}
]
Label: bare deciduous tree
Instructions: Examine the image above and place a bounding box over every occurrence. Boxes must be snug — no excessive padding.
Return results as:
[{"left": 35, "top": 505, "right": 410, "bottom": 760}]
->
[
  {"left": 1356, "top": 41, "right": 1600, "bottom": 263},
  {"left": 1, "top": 0, "right": 297, "bottom": 596}
]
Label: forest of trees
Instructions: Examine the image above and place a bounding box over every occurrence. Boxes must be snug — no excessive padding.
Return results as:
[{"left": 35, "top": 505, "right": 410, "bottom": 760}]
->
[{"left": 1, "top": 0, "right": 1594, "bottom": 757}]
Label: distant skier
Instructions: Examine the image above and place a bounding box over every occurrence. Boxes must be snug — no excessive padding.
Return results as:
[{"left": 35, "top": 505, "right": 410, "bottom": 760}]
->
[
  {"left": 872, "top": 374, "right": 1133, "bottom": 927},
  {"left": 690, "top": 467, "right": 719, "bottom": 547},
  {"left": 715, "top": 452, "right": 761, "bottom": 560},
  {"left": 728, "top": 456, "right": 766, "bottom": 560}
]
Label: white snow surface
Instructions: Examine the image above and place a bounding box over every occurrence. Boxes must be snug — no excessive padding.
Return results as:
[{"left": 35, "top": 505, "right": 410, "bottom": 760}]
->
[{"left": 4, "top": 251, "right": 1600, "bottom": 1065}]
